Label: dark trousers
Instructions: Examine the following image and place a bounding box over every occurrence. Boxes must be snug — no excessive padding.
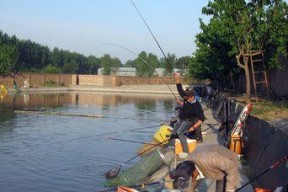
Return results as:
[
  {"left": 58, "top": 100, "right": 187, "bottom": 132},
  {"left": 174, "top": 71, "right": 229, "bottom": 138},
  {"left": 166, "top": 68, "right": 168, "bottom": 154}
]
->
[{"left": 186, "top": 125, "right": 203, "bottom": 142}]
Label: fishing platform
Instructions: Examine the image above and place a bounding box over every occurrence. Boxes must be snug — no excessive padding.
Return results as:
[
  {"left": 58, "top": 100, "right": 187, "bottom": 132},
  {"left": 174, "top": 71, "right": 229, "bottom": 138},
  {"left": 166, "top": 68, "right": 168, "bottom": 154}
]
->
[{"left": 103, "top": 97, "right": 258, "bottom": 191}]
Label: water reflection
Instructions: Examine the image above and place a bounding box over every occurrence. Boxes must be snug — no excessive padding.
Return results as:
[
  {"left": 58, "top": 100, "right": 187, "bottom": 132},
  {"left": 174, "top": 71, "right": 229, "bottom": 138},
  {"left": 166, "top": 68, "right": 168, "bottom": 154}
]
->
[
  {"left": 0, "top": 91, "right": 175, "bottom": 191},
  {"left": 1, "top": 91, "right": 174, "bottom": 109}
]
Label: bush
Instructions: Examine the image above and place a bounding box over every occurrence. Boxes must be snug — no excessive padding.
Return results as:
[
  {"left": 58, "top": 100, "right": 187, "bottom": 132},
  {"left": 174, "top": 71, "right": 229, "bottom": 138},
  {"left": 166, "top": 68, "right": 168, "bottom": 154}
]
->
[{"left": 43, "top": 80, "right": 65, "bottom": 87}]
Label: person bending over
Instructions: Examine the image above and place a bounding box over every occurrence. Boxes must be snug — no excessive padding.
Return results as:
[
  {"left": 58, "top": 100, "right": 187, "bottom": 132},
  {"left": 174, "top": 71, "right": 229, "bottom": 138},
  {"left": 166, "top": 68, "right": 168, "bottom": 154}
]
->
[{"left": 170, "top": 144, "right": 240, "bottom": 192}]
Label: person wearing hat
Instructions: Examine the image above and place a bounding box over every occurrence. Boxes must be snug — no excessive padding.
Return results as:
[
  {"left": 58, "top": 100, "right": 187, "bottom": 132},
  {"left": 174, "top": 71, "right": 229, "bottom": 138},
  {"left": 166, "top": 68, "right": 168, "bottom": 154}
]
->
[
  {"left": 170, "top": 144, "right": 240, "bottom": 192},
  {"left": 171, "top": 73, "right": 206, "bottom": 153}
]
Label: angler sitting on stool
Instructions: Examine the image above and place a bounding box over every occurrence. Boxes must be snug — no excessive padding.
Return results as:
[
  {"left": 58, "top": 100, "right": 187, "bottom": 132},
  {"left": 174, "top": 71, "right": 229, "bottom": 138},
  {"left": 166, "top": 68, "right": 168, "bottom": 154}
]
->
[{"left": 170, "top": 72, "right": 206, "bottom": 153}]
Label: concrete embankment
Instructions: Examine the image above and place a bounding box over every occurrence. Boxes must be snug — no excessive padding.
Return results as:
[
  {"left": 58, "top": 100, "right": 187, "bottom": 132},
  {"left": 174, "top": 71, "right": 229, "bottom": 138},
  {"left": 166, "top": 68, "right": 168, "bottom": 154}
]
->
[{"left": 213, "top": 95, "right": 288, "bottom": 190}]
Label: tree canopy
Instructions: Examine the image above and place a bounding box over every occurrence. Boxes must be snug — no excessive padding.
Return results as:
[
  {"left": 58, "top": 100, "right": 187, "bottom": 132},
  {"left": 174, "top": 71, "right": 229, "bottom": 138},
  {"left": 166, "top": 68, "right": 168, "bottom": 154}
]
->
[
  {"left": 0, "top": 30, "right": 190, "bottom": 77},
  {"left": 191, "top": 0, "right": 288, "bottom": 92},
  {"left": 0, "top": 31, "right": 102, "bottom": 75}
]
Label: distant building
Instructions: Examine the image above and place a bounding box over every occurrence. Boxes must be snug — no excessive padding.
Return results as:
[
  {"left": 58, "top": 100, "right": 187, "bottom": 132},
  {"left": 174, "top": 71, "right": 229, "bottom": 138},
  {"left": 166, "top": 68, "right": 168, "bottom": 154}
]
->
[
  {"left": 97, "top": 67, "right": 187, "bottom": 76},
  {"left": 98, "top": 67, "right": 136, "bottom": 76}
]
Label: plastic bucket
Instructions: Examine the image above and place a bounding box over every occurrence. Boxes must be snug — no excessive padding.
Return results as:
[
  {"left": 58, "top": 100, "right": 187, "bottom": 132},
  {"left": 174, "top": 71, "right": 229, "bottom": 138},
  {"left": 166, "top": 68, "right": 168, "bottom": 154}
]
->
[{"left": 153, "top": 125, "right": 172, "bottom": 144}]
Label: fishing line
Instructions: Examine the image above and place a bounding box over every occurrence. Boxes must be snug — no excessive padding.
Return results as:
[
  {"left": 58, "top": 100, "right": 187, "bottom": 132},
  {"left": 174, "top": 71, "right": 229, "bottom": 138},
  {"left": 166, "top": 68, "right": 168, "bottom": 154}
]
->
[
  {"left": 128, "top": 130, "right": 154, "bottom": 134},
  {"left": 130, "top": 0, "right": 179, "bottom": 100},
  {"left": 11, "top": 123, "right": 161, "bottom": 159},
  {"left": 130, "top": 0, "right": 170, "bottom": 67},
  {"left": 61, "top": 124, "right": 160, "bottom": 144},
  {"left": 102, "top": 43, "right": 177, "bottom": 100},
  {"left": 107, "top": 137, "right": 159, "bottom": 145}
]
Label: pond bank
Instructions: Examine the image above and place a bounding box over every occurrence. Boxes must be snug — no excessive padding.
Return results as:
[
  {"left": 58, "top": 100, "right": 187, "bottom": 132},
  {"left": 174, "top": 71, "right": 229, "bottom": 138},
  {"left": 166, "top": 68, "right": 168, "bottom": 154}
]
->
[
  {"left": 17, "top": 84, "right": 186, "bottom": 95},
  {"left": 213, "top": 94, "right": 288, "bottom": 190}
]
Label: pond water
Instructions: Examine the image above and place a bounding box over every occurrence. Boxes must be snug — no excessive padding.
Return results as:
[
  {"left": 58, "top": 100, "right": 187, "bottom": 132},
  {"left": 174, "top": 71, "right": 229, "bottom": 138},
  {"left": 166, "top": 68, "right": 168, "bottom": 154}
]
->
[{"left": 0, "top": 91, "right": 175, "bottom": 191}]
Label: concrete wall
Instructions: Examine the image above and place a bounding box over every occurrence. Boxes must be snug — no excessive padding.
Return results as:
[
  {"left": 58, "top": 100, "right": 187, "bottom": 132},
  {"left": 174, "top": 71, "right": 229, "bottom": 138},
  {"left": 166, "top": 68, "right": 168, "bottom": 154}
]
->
[
  {"left": 0, "top": 73, "right": 72, "bottom": 88},
  {"left": 0, "top": 73, "right": 195, "bottom": 88},
  {"left": 243, "top": 116, "right": 288, "bottom": 189},
  {"left": 213, "top": 95, "right": 288, "bottom": 189},
  {"left": 75, "top": 75, "right": 110, "bottom": 86}
]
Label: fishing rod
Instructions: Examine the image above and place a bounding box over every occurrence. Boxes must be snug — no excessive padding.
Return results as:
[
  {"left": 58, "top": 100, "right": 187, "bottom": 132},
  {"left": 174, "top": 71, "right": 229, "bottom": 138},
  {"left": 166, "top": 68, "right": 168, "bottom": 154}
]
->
[
  {"left": 63, "top": 124, "right": 160, "bottom": 143},
  {"left": 130, "top": 0, "right": 179, "bottom": 100},
  {"left": 131, "top": 0, "right": 171, "bottom": 68},
  {"left": 105, "top": 136, "right": 171, "bottom": 179},
  {"left": 128, "top": 130, "right": 154, "bottom": 133},
  {"left": 202, "top": 122, "right": 222, "bottom": 132},
  {"left": 236, "top": 155, "right": 288, "bottom": 191},
  {"left": 103, "top": 43, "right": 177, "bottom": 100},
  {"left": 107, "top": 137, "right": 159, "bottom": 145}
]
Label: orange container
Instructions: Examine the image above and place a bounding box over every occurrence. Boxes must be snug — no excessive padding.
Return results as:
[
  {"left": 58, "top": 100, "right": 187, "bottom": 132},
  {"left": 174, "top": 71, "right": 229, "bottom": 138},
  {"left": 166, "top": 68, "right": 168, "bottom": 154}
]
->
[
  {"left": 229, "top": 134, "right": 242, "bottom": 155},
  {"left": 254, "top": 188, "right": 272, "bottom": 192},
  {"left": 175, "top": 139, "right": 196, "bottom": 154}
]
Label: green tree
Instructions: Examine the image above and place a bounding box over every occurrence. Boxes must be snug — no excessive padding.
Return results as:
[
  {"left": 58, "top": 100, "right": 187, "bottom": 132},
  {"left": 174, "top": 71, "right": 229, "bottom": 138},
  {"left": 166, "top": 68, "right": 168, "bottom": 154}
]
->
[
  {"left": 42, "top": 64, "right": 60, "bottom": 73},
  {"left": 124, "top": 60, "right": 136, "bottom": 68},
  {"left": 101, "top": 54, "right": 112, "bottom": 75},
  {"left": 0, "top": 44, "right": 17, "bottom": 75},
  {"left": 62, "top": 60, "right": 78, "bottom": 74},
  {"left": 51, "top": 48, "right": 63, "bottom": 69},
  {"left": 193, "top": 0, "right": 288, "bottom": 102},
  {"left": 163, "top": 53, "right": 176, "bottom": 76},
  {"left": 146, "top": 53, "right": 159, "bottom": 76},
  {"left": 190, "top": 18, "right": 237, "bottom": 87},
  {"left": 176, "top": 56, "right": 191, "bottom": 74},
  {"left": 135, "top": 51, "right": 149, "bottom": 76},
  {"left": 87, "top": 55, "right": 100, "bottom": 74},
  {"left": 250, "top": 0, "right": 288, "bottom": 68},
  {"left": 75, "top": 53, "right": 87, "bottom": 74},
  {"left": 16, "top": 39, "right": 50, "bottom": 71},
  {"left": 111, "top": 57, "right": 122, "bottom": 75}
]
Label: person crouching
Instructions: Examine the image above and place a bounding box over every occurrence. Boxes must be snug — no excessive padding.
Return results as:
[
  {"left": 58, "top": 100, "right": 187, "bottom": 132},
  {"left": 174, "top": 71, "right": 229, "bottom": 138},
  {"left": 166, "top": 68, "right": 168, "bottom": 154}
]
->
[{"left": 170, "top": 144, "right": 240, "bottom": 192}]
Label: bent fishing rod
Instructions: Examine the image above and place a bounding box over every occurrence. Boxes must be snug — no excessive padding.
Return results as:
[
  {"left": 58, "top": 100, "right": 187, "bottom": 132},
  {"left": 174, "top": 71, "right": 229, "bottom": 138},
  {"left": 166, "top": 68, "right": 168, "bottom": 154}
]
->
[
  {"left": 103, "top": 43, "right": 177, "bottom": 100},
  {"left": 131, "top": 0, "right": 170, "bottom": 66},
  {"left": 130, "top": 1, "right": 178, "bottom": 97}
]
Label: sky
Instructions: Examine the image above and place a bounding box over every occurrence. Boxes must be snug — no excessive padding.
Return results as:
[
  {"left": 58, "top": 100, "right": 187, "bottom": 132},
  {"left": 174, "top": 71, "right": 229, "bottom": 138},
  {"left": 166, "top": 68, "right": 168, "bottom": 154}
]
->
[{"left": 0, "top": 0, "right": 210, "bottom": 63}]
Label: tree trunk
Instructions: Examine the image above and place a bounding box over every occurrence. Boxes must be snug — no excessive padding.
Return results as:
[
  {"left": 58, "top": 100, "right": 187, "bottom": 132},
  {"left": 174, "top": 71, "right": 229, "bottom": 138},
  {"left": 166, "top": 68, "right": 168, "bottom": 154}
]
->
[
  {"left": 236, "top": 53, "right": 251, "bottom": 103},
  {"left": 243, "top": 56, "right": 251, "bottom": 103},
  {"left": 229, "top": 69, "right": 236, "bottom": 92}
]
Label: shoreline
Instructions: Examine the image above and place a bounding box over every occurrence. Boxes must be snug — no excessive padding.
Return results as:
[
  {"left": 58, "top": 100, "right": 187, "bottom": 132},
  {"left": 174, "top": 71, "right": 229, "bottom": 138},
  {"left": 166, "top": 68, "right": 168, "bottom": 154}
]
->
[{"left": 15, "top": 84, "right": 190, "bottom": 95}]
